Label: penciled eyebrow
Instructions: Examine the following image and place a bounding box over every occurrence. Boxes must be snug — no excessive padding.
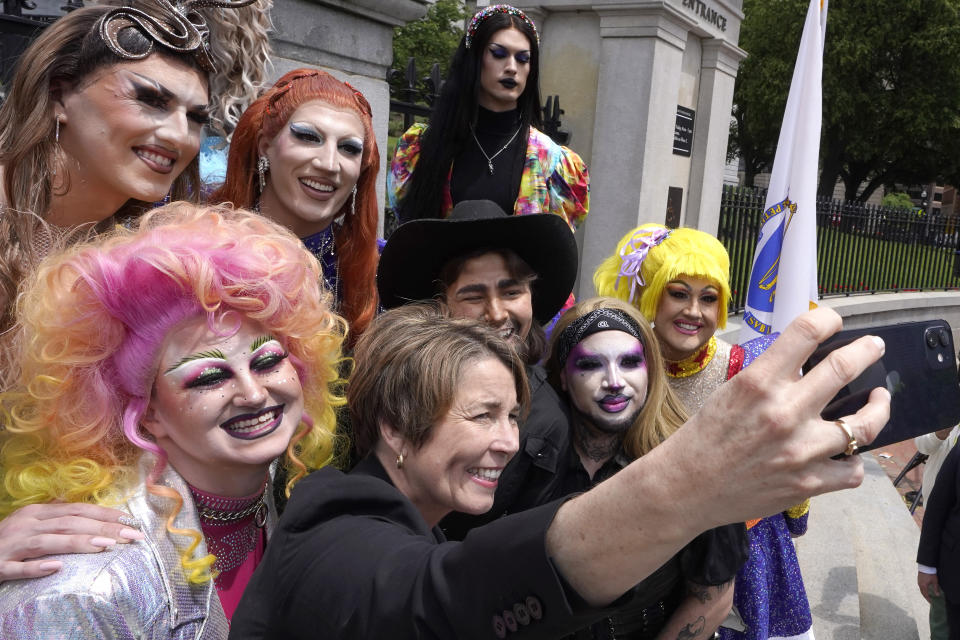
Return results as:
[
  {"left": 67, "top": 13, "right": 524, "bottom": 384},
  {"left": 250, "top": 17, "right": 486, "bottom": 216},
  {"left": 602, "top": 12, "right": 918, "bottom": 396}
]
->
[
  {"left": 164, "top": 349, "right": 227, "bottom": 375},
  {"left": 489, "top": 42, "right": 531, "bottom": 54},
  {"left": 129, "top": 71, "right": 210, "bottom": 113}
]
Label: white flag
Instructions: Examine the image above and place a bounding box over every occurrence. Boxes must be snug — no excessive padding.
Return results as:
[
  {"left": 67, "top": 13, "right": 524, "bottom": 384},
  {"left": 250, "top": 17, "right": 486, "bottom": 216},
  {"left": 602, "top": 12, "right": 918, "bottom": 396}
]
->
[{"left": 740, "top": 0, "right": 826, "bottom": 341}]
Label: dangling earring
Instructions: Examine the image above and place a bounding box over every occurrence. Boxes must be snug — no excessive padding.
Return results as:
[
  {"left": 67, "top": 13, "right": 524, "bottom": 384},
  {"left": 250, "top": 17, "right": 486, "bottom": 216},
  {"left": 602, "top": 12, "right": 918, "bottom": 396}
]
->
[
  {"left": 396, "top": 451, "right": 405, "bottom": 469},
  {"left": 350, "top": 185, "right": 357, "bottom": 217},
  {"left": 257, "top": 156, "right": 270, "bottom": 192},
  {"left": 52, "top": 116, "right": 62, "bottom": 178}
]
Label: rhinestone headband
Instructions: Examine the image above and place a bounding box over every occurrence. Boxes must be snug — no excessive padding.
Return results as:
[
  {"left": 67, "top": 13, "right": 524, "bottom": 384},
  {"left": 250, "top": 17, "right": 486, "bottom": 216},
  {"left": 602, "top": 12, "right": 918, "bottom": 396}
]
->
[
  {"left": 465, "top": 4, "right": 539, "bottom": 49},
  {"left": 97, "top": 0, "right": 257, "bottom": 73}
]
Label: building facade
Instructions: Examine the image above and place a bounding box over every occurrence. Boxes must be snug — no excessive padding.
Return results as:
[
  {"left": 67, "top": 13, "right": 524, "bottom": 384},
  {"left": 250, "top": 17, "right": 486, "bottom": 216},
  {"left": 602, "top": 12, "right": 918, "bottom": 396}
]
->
[{"left": 514, "top": 0, "right": 745, "bottom": 296}]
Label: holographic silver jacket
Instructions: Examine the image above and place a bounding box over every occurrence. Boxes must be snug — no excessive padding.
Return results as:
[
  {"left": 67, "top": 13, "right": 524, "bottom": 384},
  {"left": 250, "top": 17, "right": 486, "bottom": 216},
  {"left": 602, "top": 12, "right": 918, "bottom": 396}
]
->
[{"left": 0, "top": 456, "right": 275, "bottom": 639}]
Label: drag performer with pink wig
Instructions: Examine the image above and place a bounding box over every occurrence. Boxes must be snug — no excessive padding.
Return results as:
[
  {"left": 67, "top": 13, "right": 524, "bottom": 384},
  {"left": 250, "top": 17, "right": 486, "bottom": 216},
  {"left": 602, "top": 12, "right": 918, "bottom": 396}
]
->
[{"left": 0, "top": 203, "right": 344, "bottom": 636}]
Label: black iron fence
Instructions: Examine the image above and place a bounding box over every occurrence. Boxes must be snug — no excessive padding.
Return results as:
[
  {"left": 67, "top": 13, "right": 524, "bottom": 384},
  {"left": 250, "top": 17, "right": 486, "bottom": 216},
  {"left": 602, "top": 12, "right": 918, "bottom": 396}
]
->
[
  {"left": 718, "top": 185, "right": 960, "bottom": 313},
  {"left": 0, "top": 1, "right": 82, "bottom": 99}
]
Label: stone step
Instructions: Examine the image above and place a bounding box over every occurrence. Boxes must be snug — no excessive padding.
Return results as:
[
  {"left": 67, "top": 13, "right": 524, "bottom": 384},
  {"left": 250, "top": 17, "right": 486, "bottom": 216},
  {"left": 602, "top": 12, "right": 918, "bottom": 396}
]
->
[{"left": 794, "top": 453, "right": 929, "bottom": 639}]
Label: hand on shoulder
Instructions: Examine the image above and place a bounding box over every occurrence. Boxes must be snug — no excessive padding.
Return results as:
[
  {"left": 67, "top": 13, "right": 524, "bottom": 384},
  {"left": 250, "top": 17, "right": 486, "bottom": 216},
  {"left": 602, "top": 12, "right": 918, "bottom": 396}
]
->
[{"left": 0, "top": 502, "right": 144, "bottom": 583}]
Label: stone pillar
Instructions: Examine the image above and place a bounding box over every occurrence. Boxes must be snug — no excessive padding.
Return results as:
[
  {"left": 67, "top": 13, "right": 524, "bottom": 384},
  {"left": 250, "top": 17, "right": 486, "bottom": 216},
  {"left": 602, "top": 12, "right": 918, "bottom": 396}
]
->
[
  {"left": 268, "top": 0, "right": 429, "bottom": 216},
  {"left": 685, "top": 38, "right": 745, "bottom": 235},
  {"left": 578, "top": 3, "right": 697, "bottom": 298}
]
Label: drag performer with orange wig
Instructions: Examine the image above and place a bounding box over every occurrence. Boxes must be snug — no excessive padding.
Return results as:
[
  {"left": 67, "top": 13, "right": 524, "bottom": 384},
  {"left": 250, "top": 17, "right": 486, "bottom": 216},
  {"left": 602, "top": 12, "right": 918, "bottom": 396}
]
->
[
  {"left": 210, "top": 69, "right": 379, "bottom": 340},
  {"left": 595, "top": 224, "right": 813, "bottom": 640},
  {"left": 0, "top": 203, "right": 344, "bottom": 635}
]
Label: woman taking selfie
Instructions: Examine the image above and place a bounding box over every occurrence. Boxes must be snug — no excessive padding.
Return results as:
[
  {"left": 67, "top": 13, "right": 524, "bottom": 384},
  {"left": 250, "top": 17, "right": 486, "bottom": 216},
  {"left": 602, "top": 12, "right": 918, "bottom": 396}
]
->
[
  {"left": 0, "top": 203, "right": 344, "bottom": 634},
  {"left": 230, "top": 301, "right": 889, "bottom": 639}
]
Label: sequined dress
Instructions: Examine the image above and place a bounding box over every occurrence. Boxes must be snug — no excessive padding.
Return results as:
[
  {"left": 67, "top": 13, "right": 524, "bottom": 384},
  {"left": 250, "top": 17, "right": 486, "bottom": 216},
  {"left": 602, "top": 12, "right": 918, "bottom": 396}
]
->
[
  {"left": 667, "top": 336, "right": 814, "bottom": 640},
  {"left": 0, "top": 456, "right": 276, "bottom": 639}
]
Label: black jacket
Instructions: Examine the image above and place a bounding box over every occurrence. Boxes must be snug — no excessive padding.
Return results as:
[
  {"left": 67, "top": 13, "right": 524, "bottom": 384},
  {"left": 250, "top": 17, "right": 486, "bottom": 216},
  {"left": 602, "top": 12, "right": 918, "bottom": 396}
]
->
[
  {"left": 918, "top": 444, "right": 960, "bottom": 601},
  {"left": 441, "top": 364, "right": 569, "bottom": 540},
  {"left": 229, "top": 455, "right": 610, "bottom": 640}
]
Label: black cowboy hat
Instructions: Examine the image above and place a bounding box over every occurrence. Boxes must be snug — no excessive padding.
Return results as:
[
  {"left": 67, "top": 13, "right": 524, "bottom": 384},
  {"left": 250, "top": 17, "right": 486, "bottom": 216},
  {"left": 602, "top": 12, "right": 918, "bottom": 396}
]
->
[{"left": 377, "top": 200, "right": 578, "bottom": 324}]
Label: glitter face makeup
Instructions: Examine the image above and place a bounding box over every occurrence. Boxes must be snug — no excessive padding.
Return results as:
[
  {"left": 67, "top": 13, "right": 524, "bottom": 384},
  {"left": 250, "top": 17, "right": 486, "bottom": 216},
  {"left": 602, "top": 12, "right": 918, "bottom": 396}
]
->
[
  {"left": 143, "top": 315, "right": 304, "bottom": 496},
  {"left": 561, "top": 331, "right": 649, "bottom": 434}
]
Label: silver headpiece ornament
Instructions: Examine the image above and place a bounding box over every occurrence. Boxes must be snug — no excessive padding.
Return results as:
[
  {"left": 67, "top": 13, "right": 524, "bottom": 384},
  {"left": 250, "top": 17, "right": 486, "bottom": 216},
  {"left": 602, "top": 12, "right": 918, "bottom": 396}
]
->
[{"left": 97, "top": 0, "right": 257, "bottom": 73}]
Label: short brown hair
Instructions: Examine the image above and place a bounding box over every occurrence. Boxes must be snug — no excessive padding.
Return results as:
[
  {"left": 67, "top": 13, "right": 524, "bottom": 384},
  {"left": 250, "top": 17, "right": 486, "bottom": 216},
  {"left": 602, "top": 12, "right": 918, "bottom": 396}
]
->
[
  {"left": 349, "top": 302, "right": 530, "bottom": 457},
  {"left": 437, "top": 248, "right": 546, "bottom": 365}
]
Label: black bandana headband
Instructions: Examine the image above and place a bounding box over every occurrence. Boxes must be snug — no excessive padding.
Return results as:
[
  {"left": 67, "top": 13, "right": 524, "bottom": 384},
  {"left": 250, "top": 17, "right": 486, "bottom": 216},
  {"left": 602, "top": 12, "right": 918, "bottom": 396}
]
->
[
  {"left": 98, "top": 0, "right": 257, "bottom": 73},
  {"left": 556, "top": 308, "right": 644, "bottom": 368}
]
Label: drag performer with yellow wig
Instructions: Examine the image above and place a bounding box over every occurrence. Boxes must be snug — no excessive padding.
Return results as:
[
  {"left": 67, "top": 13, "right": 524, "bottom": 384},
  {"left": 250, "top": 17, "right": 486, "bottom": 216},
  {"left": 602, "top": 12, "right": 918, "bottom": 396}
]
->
[
  {"left": 0, "top": 203, "right": 344, "bottom": 636},
  {"left": 595, "top": 224, "right": 814, "bottom": 640}
]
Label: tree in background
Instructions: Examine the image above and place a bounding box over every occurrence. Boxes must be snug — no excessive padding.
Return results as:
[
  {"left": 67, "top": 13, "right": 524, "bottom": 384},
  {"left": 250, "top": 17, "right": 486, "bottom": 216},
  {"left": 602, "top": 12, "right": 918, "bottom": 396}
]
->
[
  {"left": 881, "top": 191, "right": 918, "bottom": 211},
  {"left": 390, "top": 0, "right": 467, "bottom": 94},
  {"left": 730, "top": 0, "right": 960, "bottom": 202}
]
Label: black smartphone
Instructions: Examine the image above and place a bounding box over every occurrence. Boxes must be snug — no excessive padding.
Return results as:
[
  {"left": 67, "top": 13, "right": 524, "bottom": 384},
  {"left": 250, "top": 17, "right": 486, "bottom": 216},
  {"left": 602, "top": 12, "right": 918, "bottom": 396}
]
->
[{"left": 801, "top": 319, "right": 960, "bottom": 453}]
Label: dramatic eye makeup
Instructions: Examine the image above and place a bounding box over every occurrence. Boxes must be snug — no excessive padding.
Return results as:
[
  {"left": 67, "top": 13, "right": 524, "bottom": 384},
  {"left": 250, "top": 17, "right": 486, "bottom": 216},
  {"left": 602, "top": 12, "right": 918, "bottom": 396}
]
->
[
  {"left": 489, "top": 45, "right": 509, "bottom": 59},
  {"left": 339, "top": 139, "right": 364, "bottom": 156},
  {"left": 250, "top": 337, "right": 288, "bottom": 371},
  {"left": 488, "top": 44, "right": 530, "bottom": 63},
  {"left": 572, "top": 355, "right": 602, "bottom": 371},
  {"left": 128, "top": 72, "right": 210, "bottom": 125},
  {"left": 290, "top": 122, "right": 323, "bottom": 144},
  {"left": 184, "top": 364, "right": 229, "bottom": 389},
  {"left": 289, "top": 122, "right": 363, "bottom": 156},
  {"left": 165, "top": 337, "right": 288, "bottom": 390},
  {"left": 619, "top": 347, "right": 646, "bottom": 369}
]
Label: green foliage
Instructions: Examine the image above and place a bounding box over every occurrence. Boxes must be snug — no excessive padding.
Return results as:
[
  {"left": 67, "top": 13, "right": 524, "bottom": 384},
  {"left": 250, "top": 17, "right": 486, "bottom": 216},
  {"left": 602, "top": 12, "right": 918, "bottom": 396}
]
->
[
  {"left": 881, "top": 191, "right": 916, "bottom": 211},
  {"left": 391, "top": 0, "right": 467, "bottom": 91},
  {"left": 731, "top": 0, "right": 960, "bottom": 201}
]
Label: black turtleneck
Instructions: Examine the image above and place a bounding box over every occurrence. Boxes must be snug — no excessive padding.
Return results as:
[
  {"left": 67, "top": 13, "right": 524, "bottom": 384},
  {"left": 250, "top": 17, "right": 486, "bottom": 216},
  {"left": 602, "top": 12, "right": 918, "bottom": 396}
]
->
[{"left": 450, "top": 106, "right": 528, "bottom": 215}]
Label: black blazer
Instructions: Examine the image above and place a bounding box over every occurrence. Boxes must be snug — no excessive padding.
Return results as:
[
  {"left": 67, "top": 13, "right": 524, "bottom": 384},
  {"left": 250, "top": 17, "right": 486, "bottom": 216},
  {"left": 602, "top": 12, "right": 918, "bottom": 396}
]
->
[
  {"left": 918, "top": 444, "right": 960, "bottom": 600},
  {"left": 229, "top": 455, "right": 611, "bottom": 640}
]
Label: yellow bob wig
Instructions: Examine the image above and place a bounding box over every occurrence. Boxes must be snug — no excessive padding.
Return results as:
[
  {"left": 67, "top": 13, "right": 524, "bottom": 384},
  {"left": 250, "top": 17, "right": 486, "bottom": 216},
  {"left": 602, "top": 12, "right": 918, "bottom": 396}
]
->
[{"left": 593, "top": 224, "right": 731, "bottom": 329}]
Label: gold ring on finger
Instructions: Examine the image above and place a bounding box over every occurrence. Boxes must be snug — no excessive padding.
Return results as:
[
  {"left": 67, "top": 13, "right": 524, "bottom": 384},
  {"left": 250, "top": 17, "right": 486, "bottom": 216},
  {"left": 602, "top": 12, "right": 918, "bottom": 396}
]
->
[{"left": 835, "top": 418, "right": 859, "bottom": 457}]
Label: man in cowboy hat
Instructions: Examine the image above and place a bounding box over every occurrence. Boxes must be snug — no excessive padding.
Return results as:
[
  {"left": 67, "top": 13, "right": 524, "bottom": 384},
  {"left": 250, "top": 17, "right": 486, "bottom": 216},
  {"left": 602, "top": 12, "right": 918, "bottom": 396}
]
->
[{"left": 377, "top": 199, "right": 579, "bottom": 539}]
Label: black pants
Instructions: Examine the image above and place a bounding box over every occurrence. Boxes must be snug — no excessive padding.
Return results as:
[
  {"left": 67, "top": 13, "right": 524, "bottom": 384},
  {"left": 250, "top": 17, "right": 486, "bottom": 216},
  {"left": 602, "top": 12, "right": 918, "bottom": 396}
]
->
[{"left": 947, "top": 595, "right": 960, "bottom": 640}]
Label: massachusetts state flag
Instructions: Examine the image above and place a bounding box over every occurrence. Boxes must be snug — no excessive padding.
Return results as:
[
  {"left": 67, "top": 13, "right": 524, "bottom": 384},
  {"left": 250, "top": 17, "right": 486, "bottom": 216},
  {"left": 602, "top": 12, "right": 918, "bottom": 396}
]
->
[{"left": 740, "top": 0, "right": 826, "bottom": 340}]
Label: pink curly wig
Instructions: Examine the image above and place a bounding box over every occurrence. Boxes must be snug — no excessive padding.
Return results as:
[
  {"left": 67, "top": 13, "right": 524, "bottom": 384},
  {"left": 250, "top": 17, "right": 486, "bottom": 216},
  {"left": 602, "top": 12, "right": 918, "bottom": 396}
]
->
[{"left": 0, "top": 202, "right": 345, "bottom": 581}]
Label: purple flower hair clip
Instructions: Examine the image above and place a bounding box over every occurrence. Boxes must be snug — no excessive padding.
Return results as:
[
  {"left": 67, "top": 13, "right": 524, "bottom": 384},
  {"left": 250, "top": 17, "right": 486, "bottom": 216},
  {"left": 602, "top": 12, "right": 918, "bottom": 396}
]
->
[
  {"left": 465, "top": 4, "right": 540, "bottom": 49},
  {"left": 616, "top": 227, "right": 672, "bottom": 302}
]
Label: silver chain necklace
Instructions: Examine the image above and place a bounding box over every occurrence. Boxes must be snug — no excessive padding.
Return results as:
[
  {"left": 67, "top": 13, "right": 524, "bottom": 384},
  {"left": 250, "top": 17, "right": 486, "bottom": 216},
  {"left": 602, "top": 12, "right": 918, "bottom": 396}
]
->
[{"left": 472, "top": 124, "right": 523, "bottom": 175}]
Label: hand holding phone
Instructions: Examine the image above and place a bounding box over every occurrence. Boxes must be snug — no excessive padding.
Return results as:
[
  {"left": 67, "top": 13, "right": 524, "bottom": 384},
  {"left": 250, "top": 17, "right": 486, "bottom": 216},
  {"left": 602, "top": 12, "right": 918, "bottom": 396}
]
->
[{"left": 802, "top": 320, "right": 960, "bottom": 453}]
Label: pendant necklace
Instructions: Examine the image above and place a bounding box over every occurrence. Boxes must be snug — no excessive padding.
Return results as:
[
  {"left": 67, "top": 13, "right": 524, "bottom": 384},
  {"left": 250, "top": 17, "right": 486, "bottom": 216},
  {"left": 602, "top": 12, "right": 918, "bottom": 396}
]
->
[{"left": 472, "top": 124, "right": 523, "bottom": 175}]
